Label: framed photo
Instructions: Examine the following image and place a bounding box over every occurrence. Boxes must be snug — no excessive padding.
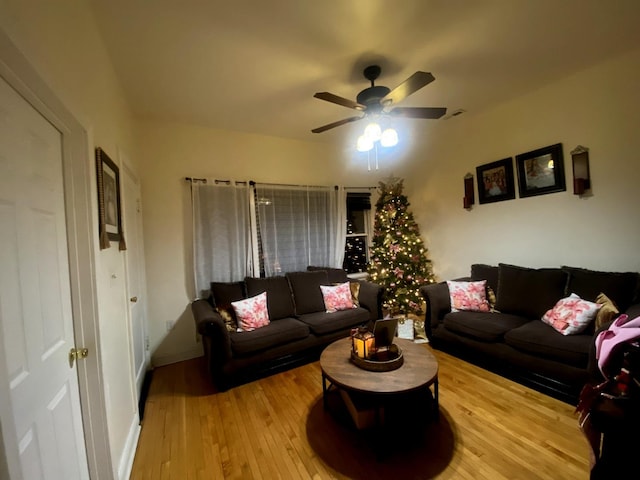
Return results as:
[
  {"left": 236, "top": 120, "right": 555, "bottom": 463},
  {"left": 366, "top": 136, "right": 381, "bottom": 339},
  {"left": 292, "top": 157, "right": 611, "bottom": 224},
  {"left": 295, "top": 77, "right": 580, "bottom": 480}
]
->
[
  {"left": 95, "top": 147, "right": 125, "bottom": 250},
  {"left": 476, "top": 157, "right": 516, "bottom": 204},
  {"left": 516, "top": 143, "right": 566, "bottom": 198}
]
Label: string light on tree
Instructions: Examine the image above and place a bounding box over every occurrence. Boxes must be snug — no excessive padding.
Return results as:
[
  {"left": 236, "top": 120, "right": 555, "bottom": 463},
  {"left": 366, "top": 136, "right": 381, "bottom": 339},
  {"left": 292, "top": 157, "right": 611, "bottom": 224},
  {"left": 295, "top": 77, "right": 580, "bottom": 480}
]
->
[{"left": 367, "top": 177, "right": 435, "bottom": 316}]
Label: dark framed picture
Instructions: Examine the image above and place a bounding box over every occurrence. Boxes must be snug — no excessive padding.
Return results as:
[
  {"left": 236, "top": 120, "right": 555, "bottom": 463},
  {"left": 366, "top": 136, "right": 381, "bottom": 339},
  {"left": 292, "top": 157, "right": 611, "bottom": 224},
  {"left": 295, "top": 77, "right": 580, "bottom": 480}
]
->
[
  {"left": 95, "top": 147, "right": 125, "bottom": 250},
  {"left": 516, "top": 143, "right": 565, "bottom": 198},
  {"left": 476, "top": 157, "right": 516, "bottom": 204}
]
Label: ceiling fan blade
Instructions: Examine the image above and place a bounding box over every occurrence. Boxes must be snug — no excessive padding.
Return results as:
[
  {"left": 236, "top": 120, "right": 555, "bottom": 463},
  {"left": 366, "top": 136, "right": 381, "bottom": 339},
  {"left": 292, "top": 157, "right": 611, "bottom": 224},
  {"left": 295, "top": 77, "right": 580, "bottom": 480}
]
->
[
  {"left": 382, "top": 71, "right": 435, "bottom": 106},
  {"left": 389, "top": 107, "right": 447, "bottom": 119},
  {"left": 311, "top": 116, "right": 364, "bottom": 133},
  {"left": 314, "top": 92, "right": 365, "bottom": 111}
]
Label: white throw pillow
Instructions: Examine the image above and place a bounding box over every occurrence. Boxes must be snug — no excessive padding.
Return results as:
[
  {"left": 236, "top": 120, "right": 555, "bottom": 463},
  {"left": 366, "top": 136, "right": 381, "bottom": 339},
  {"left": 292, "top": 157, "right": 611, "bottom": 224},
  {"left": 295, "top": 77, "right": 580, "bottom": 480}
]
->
[
  {"left": 446, "top": 280, "right": 490, "bottom": 312},
  {"left": 541, "top": 293, "right": 602, "bottom": 335},
  {"left": 232, "top": 291, "right": 270, "bottom": 331}
]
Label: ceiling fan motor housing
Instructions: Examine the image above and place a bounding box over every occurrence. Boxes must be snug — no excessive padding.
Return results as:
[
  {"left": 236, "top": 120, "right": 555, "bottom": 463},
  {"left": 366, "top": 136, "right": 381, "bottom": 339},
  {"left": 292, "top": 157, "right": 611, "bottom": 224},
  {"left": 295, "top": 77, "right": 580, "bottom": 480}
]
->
[{"left": 357, "top": 86, "right": 390, "bottom": 113}]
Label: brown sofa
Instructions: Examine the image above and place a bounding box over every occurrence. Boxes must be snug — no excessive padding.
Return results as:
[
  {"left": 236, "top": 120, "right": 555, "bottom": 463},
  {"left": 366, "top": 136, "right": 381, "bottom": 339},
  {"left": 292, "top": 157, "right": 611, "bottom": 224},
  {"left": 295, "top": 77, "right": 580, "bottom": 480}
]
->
[
  {"left": 192, "top": 267, "right": 383, "bottom": 390},
  {"left": 420, "top": 263, "right": 640, "bottom": 404}
]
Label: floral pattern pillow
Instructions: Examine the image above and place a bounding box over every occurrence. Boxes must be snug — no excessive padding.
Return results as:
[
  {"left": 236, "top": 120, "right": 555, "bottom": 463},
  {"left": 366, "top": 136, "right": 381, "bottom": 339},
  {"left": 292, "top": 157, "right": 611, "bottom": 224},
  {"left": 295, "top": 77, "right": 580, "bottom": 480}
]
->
[
  {"left": 320, "top": 282, "right": 355, "bottom": 313},
  {"left": 446, "top": 280, "right": 490, "bottom": 312},
  {"left": 542, "top": 293, "right": 602, "bottom": 335},
  {"left": 232, "top": 292, "right": 270, "bottom": 331}
]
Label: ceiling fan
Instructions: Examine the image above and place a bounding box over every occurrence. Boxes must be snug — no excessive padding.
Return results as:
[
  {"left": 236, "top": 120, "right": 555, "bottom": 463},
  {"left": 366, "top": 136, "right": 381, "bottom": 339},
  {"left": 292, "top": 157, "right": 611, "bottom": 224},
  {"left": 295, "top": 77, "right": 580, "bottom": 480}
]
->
[{"left": 311, "top": 65, "right": 447, "bottom": 134}]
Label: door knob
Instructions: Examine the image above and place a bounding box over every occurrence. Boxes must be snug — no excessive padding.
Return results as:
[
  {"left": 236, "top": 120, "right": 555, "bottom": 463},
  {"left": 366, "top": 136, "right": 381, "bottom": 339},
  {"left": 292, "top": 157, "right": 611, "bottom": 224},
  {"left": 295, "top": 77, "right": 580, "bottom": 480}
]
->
[
  {"left": 130, "top": 296, "right": 138, "bottom": 303},
  {"left": 69, "top": 347, "right": 89, "bottom": 368}
]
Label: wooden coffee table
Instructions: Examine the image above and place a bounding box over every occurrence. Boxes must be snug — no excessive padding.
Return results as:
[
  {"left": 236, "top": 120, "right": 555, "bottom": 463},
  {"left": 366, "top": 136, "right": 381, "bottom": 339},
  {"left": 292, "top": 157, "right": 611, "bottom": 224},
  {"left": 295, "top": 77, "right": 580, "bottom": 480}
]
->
[{"left": 320, "top": 337, "right": 439, "bottom": 429}]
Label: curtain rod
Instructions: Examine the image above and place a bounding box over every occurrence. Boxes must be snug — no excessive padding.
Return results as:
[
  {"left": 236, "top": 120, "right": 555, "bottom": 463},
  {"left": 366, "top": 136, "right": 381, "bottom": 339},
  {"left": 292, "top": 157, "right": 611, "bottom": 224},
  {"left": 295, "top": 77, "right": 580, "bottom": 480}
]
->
[
  {"left": 185, "top": 177, "right": 375, "bottom": 190},
  {"left": 184, "top": 177, "right": 253, "bottom": 185}
]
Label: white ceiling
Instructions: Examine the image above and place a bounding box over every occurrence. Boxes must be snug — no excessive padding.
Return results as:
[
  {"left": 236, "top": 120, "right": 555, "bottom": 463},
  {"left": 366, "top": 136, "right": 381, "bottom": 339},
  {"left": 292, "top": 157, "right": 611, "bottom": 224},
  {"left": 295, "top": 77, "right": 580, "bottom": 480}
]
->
[{"left": 89, "top": 0, "right": 640, "bottom": 145}]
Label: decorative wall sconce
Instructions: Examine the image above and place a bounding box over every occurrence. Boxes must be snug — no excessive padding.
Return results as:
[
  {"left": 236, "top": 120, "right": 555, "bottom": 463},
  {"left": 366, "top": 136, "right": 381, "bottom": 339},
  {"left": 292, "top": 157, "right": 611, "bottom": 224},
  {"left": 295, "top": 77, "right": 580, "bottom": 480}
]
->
[
  {"left": 463, "top": 173, "right": 475, "bottom": 209},
  {"left": 571, "top": 145, "right": 591, "bottom": 195}
]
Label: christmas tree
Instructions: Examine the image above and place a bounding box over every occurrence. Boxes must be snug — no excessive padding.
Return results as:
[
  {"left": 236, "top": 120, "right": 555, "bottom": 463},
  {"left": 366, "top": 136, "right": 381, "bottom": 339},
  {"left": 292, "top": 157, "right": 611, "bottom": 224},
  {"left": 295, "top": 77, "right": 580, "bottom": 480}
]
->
[{"left": 367, "top": 177, "right": 435, "bottom": 315}]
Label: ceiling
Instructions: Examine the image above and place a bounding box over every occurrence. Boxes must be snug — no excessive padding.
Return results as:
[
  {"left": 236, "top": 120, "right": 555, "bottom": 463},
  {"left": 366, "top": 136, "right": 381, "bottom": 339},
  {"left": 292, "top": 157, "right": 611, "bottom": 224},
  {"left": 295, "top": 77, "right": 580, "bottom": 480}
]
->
[{"left": 89, "top": 0, "right": 640, "bottom": 146}]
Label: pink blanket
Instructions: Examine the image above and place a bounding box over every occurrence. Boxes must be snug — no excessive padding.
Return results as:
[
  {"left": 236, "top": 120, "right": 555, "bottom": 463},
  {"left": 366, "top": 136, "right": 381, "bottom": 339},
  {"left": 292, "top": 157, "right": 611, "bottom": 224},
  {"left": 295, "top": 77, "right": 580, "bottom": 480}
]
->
[{"left": 594, "top": 313, "right": 640, "bottom": 377}]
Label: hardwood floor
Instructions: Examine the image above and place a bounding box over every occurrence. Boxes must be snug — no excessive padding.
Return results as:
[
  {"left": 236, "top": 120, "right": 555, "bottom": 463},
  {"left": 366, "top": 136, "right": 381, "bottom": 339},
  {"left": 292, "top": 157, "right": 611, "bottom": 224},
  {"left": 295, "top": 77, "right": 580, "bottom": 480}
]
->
[{"left": 130, "top": 345, "right": 590, "bottom": 479}]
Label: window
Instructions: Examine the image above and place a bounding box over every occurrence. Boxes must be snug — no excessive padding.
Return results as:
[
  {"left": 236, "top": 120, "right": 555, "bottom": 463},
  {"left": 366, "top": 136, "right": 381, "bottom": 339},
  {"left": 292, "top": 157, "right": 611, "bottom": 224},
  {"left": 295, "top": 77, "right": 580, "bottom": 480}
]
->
[
  {"left": 343, "top": 192, "right": 372, "bottom": 274},
  {"left": 255, "top": 185, "right": 343, "bottom": 276},
  {"left": 190, "top": 180, "right": 346, "bottom": 297}
]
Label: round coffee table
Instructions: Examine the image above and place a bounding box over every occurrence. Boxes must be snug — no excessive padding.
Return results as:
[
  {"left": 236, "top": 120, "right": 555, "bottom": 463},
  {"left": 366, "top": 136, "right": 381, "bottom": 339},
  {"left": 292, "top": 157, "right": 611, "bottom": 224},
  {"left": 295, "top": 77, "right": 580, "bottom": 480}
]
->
[{"left": 320, "top": 337, "right": 439, "bottom": 429}]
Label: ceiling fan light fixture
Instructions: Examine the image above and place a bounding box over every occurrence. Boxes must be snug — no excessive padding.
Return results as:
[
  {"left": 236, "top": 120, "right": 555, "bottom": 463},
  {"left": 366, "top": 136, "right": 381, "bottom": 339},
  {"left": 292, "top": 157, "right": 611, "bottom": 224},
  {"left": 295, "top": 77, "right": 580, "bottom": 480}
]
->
[
  {"left": 364, "top": 122, "right": 382, "bottom": 141},
  {"left": 380, "top": 128, "right": 398, "bottom": 147},
  {"left": 357, "top": 135, "right": 374, "bottom": 152}
]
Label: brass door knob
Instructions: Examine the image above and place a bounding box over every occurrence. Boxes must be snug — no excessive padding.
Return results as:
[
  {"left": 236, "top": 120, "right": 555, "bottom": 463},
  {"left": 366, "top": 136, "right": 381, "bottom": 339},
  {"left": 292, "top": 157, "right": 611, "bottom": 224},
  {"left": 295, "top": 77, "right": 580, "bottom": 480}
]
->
[{"left": 69, "top": 347, "right": 89, "bottom": 368}]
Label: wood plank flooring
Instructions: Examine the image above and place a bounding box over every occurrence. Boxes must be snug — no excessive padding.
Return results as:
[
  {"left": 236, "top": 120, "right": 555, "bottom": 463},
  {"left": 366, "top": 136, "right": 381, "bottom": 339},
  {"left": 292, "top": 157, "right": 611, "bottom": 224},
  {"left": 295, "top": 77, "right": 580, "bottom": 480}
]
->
[{"left": 129, "top": 345, "right": 590, "bottom": 479}]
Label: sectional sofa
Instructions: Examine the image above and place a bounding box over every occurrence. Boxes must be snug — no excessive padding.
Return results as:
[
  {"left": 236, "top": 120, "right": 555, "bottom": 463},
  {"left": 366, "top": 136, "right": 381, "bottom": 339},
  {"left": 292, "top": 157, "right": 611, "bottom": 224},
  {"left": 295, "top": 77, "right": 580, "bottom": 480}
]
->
[
  {"left": 420, "top": 263, "right": 640, "bottom": 403},
  {"left": 192, "top": 267, "right": 383, "bottom": 390}
]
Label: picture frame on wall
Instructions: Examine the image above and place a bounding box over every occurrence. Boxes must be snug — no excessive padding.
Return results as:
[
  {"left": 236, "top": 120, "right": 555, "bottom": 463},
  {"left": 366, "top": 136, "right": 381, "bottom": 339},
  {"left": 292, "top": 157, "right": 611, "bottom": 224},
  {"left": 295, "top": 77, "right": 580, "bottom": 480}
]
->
[
  {"left": 515, "top": 143, "right": 566, "bottom": 198},
  {"left": 95, "top": 147, "right": 125, "bottom": 250},
  {"left": 476, "top": 157, "right": 516, "bottom": 204}
]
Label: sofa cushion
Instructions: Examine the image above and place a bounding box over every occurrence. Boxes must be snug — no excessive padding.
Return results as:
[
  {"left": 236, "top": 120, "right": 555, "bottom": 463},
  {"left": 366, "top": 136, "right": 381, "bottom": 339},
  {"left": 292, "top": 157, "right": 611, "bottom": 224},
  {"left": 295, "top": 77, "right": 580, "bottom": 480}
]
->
[
  {"left": 504, "top": 320, "right": 591, "bottom": 368},
  {"left": 541, "top": 293, "right": 602, "bottom": 336},
  {"left": 297, "top": 307, "right": 369, "bottom": 335},
  {"left": 320, "top": 282, "right": 355, "bottom": 313},
  {"left": 286, "top": 270, "right": 329, "bottom": 315},
  {"left": 595, "top": 292, "right": 620, "bottom": 331},
  {"left": 245, "top": 276, "right": 295, "bottom": 320},
  {"left": 471, "top": 264, "right": 499, "bottom": 294},
  {"left": 562, "top": 266, "right": 639, "bottom": 312},
  {"left": 211, "top": 281, "right": 246, "bottom": 332},
  {"left": 496, "top": 263, "right": 568, "bottom": 319},
  {"left": 232, "top": 292, "right": 270, "bottom": 331},
  {"left": 446, "top": 280, "right": 490, "bottom": 312},
  {"left": 307, "top": 266, "right": 349, "bottom": 283},
  {"left": 443, "top": 311, "right": 531, "bottom": 342},
  {"left": 229, "top": 317, "right": 310, "bottom": 356}
]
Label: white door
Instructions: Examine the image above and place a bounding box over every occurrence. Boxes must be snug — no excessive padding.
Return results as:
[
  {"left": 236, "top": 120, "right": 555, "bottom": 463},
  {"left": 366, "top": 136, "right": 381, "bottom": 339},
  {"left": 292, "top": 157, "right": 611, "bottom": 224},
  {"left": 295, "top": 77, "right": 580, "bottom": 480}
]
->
[
  {"left": 122, "top": 163, "right": 148, "bottom": 401},
  {"left": 0, "top": 77, "right": 90, "bottom": 478}
]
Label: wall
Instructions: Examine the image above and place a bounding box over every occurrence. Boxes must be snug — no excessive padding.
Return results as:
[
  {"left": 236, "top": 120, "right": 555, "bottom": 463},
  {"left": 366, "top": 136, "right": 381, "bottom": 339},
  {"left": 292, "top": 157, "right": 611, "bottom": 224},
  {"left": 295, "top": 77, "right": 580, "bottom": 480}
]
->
[
  {"left": 136, "top": 121, "right": 392, "bottom": 365},
  {"left": 0, "top": 0, "right": 140, "bottom": 477},
  {"left": 401, "top": 47, "right": 640, "bottom": 281}
]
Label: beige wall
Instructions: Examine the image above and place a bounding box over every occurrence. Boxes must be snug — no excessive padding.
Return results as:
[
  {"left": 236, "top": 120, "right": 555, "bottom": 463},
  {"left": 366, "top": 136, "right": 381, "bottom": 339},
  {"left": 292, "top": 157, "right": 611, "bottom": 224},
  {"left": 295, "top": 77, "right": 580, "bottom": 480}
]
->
[
  {"left": 401, "top": 47, "right": 640, "bottom": 281},
  {"left": 1, "top": 0, "right": 139, "bottom": 477}
]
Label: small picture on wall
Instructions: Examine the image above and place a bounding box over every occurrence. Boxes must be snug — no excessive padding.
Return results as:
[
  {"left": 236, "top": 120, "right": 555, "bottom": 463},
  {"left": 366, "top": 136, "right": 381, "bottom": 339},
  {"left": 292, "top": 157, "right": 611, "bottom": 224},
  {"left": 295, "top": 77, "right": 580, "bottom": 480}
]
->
[
  {"left": 516, "top": 143, "right": 566, "bottom": 198},
  {"left": 95, "top": 147, "right": 126, "bottom": 250},
  {"left": 476, "top": 157, "right": 516, "bottom": 204}
]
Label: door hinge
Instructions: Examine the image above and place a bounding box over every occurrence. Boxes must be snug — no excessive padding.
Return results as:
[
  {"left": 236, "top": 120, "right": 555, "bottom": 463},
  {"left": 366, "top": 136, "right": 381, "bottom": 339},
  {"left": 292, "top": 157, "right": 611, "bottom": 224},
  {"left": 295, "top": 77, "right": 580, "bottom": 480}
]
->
[
  {"left": 69, "top": 347, "right": 89, "bottom": 368},
  {"left": 145, "top": 336, "right": 150, "bottom": 351}
]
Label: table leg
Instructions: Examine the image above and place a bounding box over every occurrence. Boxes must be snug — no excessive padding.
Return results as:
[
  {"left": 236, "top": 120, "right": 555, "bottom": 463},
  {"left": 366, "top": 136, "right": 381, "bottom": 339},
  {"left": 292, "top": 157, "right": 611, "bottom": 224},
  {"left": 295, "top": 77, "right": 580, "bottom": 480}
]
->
[
  {"left": 434, "top": 375, "right": 439, "bottom": 419},
  {"left": 322, "top": 373, "right": 328, "bottom": 410}
]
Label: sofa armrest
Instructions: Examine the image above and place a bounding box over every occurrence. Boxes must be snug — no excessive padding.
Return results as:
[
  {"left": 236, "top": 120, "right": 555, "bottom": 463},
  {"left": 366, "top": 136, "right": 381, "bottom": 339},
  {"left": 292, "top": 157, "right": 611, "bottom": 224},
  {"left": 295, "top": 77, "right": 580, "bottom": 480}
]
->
[
  {"left": 356, "top": 280, "right": 383, "bottom": 321},
  {"left": 191, "top": 299, "right": 232, "bottom": 362},
  {"left": 420, "top": 281, "right": 451, "bottom": 339},
  {"left": 624, "top": 302, "right": 640, "bottom": 320}
]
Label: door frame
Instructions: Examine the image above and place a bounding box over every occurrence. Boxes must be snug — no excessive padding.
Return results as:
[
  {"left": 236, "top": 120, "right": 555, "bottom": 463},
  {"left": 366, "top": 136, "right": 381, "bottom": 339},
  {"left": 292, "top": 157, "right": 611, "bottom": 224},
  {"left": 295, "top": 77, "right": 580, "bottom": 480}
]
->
[{"left": 0, "top": 28, "right": 113, "bottom": 479}]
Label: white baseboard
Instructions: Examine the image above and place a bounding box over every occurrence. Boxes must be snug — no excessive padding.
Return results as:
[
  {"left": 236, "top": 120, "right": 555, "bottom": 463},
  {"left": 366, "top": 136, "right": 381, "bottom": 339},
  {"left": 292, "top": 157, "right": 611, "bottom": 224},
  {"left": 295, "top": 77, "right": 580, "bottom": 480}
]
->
[
  {"left": 151, "top": 347, "right": 203, "bottom": 367},
  {"left": 118, "top": 416, "right": 141, "bottom": 480}
]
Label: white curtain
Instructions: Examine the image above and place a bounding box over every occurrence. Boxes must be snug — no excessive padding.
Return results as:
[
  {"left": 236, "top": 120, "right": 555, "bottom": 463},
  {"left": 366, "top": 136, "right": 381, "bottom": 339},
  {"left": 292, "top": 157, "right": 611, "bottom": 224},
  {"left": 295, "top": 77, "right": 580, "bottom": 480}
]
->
[
  {"left": 256, "top": 185, "right": 346, "bottom": 276},
  {"left": 192, "top": 181, "right": 253, "bottom": 297}
]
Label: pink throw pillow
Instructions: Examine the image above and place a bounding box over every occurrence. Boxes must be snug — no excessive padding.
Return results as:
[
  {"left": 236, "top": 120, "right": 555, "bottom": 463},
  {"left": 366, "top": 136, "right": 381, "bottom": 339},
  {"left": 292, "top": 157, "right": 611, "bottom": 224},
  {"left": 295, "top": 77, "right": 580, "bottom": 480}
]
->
[
  {"left": 320, "top": 282, "right": 355, "bottom": 313},
  {"left": 232, "top": 292, "right": 270, "bottom": 331},
  {"left": 446, "top": 280, "right": 490, "bottom": 312},
  {"left": 542, "top": 293, "right": 602, "bottom": 335}
]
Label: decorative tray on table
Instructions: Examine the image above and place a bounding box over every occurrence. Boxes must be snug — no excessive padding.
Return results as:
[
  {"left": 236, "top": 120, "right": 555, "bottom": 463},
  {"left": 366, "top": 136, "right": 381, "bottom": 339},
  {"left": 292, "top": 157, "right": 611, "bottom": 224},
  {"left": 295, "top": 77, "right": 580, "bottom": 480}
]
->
[{"left": 350, "top": 345, "right": 404, "bottom": 372}]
